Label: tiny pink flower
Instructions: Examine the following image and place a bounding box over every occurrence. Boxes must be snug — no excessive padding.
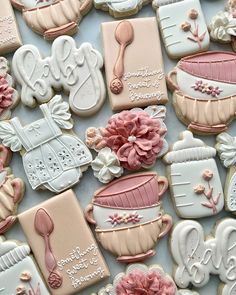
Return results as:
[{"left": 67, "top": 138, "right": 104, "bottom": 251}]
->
[
  {"left": 194, "top": 184, "right": 205, "bottom": 194},
  {"left": 202, "top": 169, "right": 214, "bottom": 181}
]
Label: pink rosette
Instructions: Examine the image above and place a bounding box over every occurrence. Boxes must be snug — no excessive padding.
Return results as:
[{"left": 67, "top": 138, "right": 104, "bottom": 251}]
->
[{"left": 0, "top": 76, "right": 13, "bottom": 115}]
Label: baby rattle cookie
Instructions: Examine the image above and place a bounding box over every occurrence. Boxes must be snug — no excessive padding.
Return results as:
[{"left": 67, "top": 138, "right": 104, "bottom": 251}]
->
[
  {"left": 167, "top": 51, "right": 236, "bottom": 135},
  {"left": 0, "top": 145, "right": 24, "bottom": 234},
  {"left": 170, "top": 218, "right": 236, "bottom": 295},
  {"left": 164, "top": 130, "right": 224, "bottom": 219},
  {"left": 12, "top": 35, "right": 106, "bottom": 117},
  {"left": 0, "top": 95, "right": 92, "bottom": 193},
  {"left": 152, "top": 0, "right": 210, "bottom": 59},
  {"left": 85, "top": 172, "right": 172, "bottom": 263},
  {"left": 10, "top": 0, "right": 92, "bottom": 40}
]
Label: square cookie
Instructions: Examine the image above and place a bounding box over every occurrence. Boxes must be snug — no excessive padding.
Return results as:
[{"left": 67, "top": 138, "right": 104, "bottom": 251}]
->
[
  {"left": 102, "top": 17, "right": 168, "bottom": 111},
  {"left": 18, "top": 189, "right": 110, "bottom": 295}
]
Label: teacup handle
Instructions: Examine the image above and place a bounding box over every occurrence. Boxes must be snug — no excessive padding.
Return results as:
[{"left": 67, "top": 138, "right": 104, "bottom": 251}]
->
[
  {"left": 166, "top": 69, "right": 180, "bottom": 92},
  {"left": 84, "top": 204, "right": 97, "bottom": 225},
  {"left": 158, "top": 214, "right": 172, "bottom": 239},
  {"left": 157, "top": 176, "right": 168, "bottom": 200}
]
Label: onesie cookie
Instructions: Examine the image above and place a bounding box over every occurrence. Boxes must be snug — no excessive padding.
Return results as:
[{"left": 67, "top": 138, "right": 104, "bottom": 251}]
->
[
  {"left": 0, "top": 236, "right": 50, "bottom": 294},
  {"left": 164, "top": 130, "right": 224, "bottom": 219},
  {"left": 102, "top": 18, "right": 168, "bottom": 111},
  {"left": 152, "top": 0, "right": 209, "bottom": 59},
  {"left": 0, "top": 95, "right": 92, "bottom": 193},
  {"left": 167, "top": 51, "right": 236, "bottom": 134},
  {"left": 170, "top": 218, "right": 236, "bottom": 295},
  {"left": 11, "top": 0, "right": 92, "bottom": 40},
  {"left": 12, "top": 35, "right": 106, "bottom": 117},
  {"left": 85, "top": 172, "right": 172, "bottom": 263},
  {"left": 86, "top": 105, "right": 168, "bottom": 182},
  {"left": 0, "top": 145, "right": 24, "bottom": 234},
  {"left": 18, "top": 189, "right": 110, "bottom": 295}
]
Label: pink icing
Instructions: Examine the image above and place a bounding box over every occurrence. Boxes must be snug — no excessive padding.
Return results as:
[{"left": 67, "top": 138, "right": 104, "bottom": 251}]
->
[
  {"left": 97, "top": 111, "right": 166, "bottom": 170},
  {"left": 116, "top": 269, "right": 177, "bottom": 295},
  {"left": 0, "top": 76, "right": 13, "bottom": 114}
]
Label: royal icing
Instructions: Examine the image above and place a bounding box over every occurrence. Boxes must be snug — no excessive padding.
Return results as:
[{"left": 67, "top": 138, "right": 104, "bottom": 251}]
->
[
  {"left": 0, "top": 236, "right": 50, "bottom": 295},
  {"left": 18, "top": 190, "right": 110, "bottom": 294},
  {"left": 85, "top": 172, "right": 172, "bottom": 263},
  {"left": 12, "top": 36, "right": 105, "bottom": 116},
  {"left": 85, "top": 105, "right": 168, "bottom": 175},
  {"left": 11, "top": 0, "right": 92, "bottom": 40},
  {"left": 167, "top": 51, "right": 236, "bottom": 134},
  {"left": 170, "top": 219, "right": 236, "bottom": 295},
  {"left": 102, "top": 18, "right": 168, "bottom": 111},
  {"left": 0, "top": 95, "right": 92, "bottom": 193},
  {"left": 152, "top": 0, "right": 209, "bottom": 58},
  {"left": 164, "top": 131, "right": 224, "bottom": 218}
]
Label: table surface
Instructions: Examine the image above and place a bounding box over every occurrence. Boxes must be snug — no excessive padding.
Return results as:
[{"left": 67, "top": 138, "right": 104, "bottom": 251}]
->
[{"left": 5, "top": 0, "right": 234, "bottom": 294}]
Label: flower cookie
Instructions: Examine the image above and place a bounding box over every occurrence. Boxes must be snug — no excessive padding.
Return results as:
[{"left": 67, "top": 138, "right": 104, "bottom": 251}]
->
[
  {"left": 0, "top": 145, "right": 24, "bottom": 234},
  {"left": 167, "top": 51, "right": 236, "bottom": 134},
  {"left": 12, "top": 35, "right": 106, "bottom": 117},
  {"left": 152, "top": 0, "right": 209, "bottom": 59},
  {"left": 170, "top": 218, "right": 236, "bottom": 295},
  {"left": 0, "top": 236, "right": 50, "bottom": 294},
  {"left": 164, "top": 130, "right": 224, "bottom": 219},
  {"left": 0, "top": 57, "right": 20, "bottom": 121},
  {"left": 209, "top": 0, "right": 236, "bottom": 52},
  {"left": 86, "top": 105, "right": 168, "bottom": 182},
  {"left": 0, "top": 95, "right": 92, "bottom": 193},
  {"left": 11, "top": 0, "right": 92, "bottom": 40},
  {"left": 85, "top": 172, "right": 172, "bottom": 263}
]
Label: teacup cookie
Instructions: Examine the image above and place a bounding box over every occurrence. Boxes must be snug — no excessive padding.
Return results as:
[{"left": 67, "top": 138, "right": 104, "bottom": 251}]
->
[
  {"left": 0, "top": 0, "right": 22, "bottom": 55},
  {"left": 167, "top": 51, "right": 236, "bottom": 134},
  {"left": 18, "top": 189, "right": 110, "bottom": 294},
  {"left": 85, "top": 172, "right": 172, "bottom": 263},
  {"left": 0, "top": 95, "right": 92, "bottom": 193},
  {"left": 101, "top": 18, "right": 168, "bottom": 111},
  {"left": 164, "top": 130, "right": 224, "bottom": 219},
  {"left": 170, "top": 218, "right": 236, "bottom": 295},
  {"left": 12, "top": 35, "right": 106, "bottom": 117},
  {"left": 11, "top": 0, "right": 92, "bottom": 40},
  {"left": 0, "top": 145, "right": 24, "bottom": 234},
  {"left": 86, "top": 105, "right": 168, "bottom": 181},
  {"left": 0, "top": 236, "right": 50, "bottom": 294},
  {"left": 152, "top": 0, "right": 209, "bottom": 59},
  {"left": 209, "top": 0, "right": 236, "bottom": 52}
]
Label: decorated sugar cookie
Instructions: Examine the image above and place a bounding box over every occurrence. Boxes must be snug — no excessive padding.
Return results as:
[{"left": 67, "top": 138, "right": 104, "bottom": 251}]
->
[
  {"left": 12, "top": 35, "right": 106, "bottom": 117},
  {"left": 86, "top": 105, "right": 168, "bottom": 182},
  {"left": 0, "top": 145, "right": 24, "bottom": 234},
  {"left": 167, "top": 51, "right": 236, "bottom": 134},
  {"left": 0, "top": 236, "right": 50, "bottom": 294},
  {"left": 209, "top": 0, "right": 236, "bottom": 52},
  {"left": 170, "top": 218, "right": 236, "bottom": 295},
  {"left": 11, "top": 0, "right": 92, "bottom": 40},
  {"left": 164, "top": 131, "right": 224, "bottom": 218},
  {"left": 152, "top": 0, "right": 209, "bottom": 59},
  {"left": 0, "top": 95, "right": 92, "bottom": 193},
  {"left": 85, "top": 172, "right": 172, "bottom": 263}
]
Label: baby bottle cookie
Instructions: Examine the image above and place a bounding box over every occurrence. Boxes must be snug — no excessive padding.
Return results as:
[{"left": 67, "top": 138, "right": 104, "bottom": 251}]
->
[
  {"left": 0, "top": 236, "right": 50, "bottom": 294},
  {"left": 0, "top": 95, "right": 92, "bottom": 193},
  {"left": 164, "top": 130, "right": 224, "bottom": 218},
  {"left": 85, "top": 172, "right": 172, "bottom": 263},
  {"left": 152, "top": 0, "right": 209, "bottom": 59}
]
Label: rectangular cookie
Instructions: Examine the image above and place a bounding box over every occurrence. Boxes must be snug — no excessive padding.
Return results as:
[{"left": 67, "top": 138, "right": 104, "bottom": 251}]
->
[
  {"left": 18, "top": 189, "right": 110, "bottom": 295},
  {"left": 101, "top": 17, "right": 168, "bottom": 111},
  {"left": 0, "top": 0, "right": 22, "bottom": 54}
]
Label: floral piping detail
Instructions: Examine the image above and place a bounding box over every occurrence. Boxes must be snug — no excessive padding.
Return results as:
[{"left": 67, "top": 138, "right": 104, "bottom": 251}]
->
[
  {"left": 194, "top": 169, "right": 221, "bottom": 214},
  {"left": 16, "top": 271, "right": 41, "bottom": 295},
  {"left": 106, "top": 211, "right": 143, "bottom": 227},
  {"left": 192, "top": 80, "right": 223, "bottom": 97},
  {"left": 0, "top": 76, "right": 13, "bottom": 115}
]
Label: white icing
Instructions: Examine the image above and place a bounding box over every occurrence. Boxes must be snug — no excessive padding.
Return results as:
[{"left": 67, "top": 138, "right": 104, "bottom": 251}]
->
[
  {"left": 177, "top": 291, "right": 199, "bottom": 295},
  {"left": 94, "top": 0, "right": 143, "bottom": 14},
  {"left": 216, "top": 132, "right": 236, "bottom": 168},
  {"left": 227, "top": 171, "right": 236, "bottom": 211},
  {"left": 91, "top": 147, "right": 123, "bottom": 183},
  {"left": 153, "top": 0, "right": 210, "bottom": 58},
  {"left": 171, "top": 219, "right": 236, "bottom": 295},
  {"left": 12, "top": 36, "right": 106, "bottom": 117},
  {"left": 0, "top": 95, "right": 92, "bottom": 192},
  {"left": 21, "top": 0, "right": 56, "bottom": 8},
  {"left": 209, "top": 11, "right": 236, "bottom": 43}
]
